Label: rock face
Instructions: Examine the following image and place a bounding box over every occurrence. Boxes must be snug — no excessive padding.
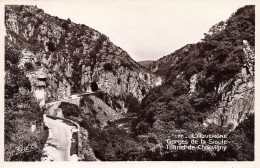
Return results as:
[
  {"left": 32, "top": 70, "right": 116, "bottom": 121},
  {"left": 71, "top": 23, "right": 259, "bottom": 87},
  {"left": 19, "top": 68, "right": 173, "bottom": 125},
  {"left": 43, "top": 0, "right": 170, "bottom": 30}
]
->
[
  {"left": 80, "top": 65, "right": 161, "bottom": 101},
  {"left": 189, "top": 74, "right": 198, "bottom": 94},
  {"left": 151, "top": 39, "right": 255, "bottom": 129},
  {"left": 5, "top": 5, "right": 161, "bottom": 105},
  {"left": 146, "top": 5, "right": 254, "bottom": 130},
  {"left": 204, "top": 40, "right": 254, "bottom": 128}
]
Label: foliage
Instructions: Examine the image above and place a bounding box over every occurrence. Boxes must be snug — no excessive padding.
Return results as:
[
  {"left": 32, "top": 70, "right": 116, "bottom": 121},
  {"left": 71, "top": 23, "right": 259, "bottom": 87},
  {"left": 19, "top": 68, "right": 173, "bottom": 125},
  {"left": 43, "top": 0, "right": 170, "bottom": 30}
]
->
[
  {"left": 4, "top": 46, "right": 46, "bottom": 160},
  {"left": 95, "top": 91, "right": 122, "bottom": 109},
  {"left": 218, "top": 114, "right": 254, "bottom": 160},
  {"left": 103, "top": 63, "right": 113, "bottom": 71},
  {"left": 62, "top": 21, "right": 69, "bottom": 30},
  {"left": 5, "top": 46, "right": 32, "bottom": 98},
  {"left": 4, "top": 5, "right": 255, "bottom": 161},
  {"left": 137, "top": 5, "right": 255, "bottom": 129},
  {"left": 83, "top": 120, "right": 149, "bottom": 161},
  {"left": 4, "top": 44, "right": 47, "bottom": 161},
  {"left": 124, "top": 93, "right": 140, "bottom": 113},
  {"left": 131, "top": 5, "right": 255, "bottom": 161},
  {"left": 58, "top": 102, "right": 81, "bottom": 118},
  {"left": 24, "top": 62, "right": 34, "bottom": 71},
  {"left": 46, "top": 41, "right": 56, "bottom": 51},
  {"left": 168, "top": 95, "right": 196, "bottom": 127}
]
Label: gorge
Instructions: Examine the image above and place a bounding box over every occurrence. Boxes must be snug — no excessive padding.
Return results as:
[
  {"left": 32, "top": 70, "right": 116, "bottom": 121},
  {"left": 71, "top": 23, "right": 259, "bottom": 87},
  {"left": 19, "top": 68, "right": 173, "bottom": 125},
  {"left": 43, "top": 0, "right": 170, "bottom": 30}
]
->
[{"left": 4, "top": 4, "right": 254, "bottom": 161}]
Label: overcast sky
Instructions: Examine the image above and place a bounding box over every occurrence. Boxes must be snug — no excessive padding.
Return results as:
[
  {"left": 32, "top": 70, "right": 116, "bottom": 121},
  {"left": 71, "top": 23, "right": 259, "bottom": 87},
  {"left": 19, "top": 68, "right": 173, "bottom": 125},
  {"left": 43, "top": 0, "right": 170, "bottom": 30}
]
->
[{"left": 29, "top": 0, "right": 254, "bottom": 61}]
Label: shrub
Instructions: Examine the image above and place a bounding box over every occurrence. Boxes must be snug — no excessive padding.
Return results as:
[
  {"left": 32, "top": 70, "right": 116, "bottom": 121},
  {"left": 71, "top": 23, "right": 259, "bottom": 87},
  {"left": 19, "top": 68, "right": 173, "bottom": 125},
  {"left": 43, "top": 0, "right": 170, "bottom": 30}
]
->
[
  {"left": 103, "top": 63, "right": 113, "bottom": 71},
  {"left": 117, "top": 78, "right": 121, "bottom": 84},
  {"left": 58, "top": 102, "right": 80, "bottom": 118},
  {"left": 36, "top": 8, "right": 44, "bottom": 13},
  {"left": 24, "top": 62, "right": 34, "bottom": 71},
  {"left": 125, "top": 93, "right": 140, "bottom": 113},
  {"left": 62, "top": 21, "right": 69, "bottom": 30},
  {"left": 141, "top": 87, "right": 146, "bottom": 96},
  {"left": 46, "top": 41, "right": 56, "bottom": 52}
]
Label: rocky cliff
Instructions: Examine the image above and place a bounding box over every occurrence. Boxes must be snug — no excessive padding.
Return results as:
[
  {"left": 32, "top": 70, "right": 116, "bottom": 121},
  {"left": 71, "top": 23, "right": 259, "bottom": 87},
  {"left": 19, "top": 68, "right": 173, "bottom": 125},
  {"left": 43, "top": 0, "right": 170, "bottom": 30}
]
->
[
  {"left": 5, "top": 5, "right": 161, "bottom": 105},
  {"left": 204, "top": 40, "right": 254, "bottom": 128},
  {"left": 138, "top": 5, "right": 254, "bottom": 130}
]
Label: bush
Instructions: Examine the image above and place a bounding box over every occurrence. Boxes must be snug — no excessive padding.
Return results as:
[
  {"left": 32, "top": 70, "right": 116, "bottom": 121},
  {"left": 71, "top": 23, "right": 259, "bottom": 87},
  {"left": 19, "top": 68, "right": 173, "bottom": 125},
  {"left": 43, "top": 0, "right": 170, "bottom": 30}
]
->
[
  {"left": 58, "top": 102, "right": 80, "bottom": 118},
  {"left": 103, "top": 63, "right": 113, "bottom": 71},
  {"left": 62, "top": 21, "right": 69, "bottom": 30},
  {"left": 36, "top": 8, "right": 44, "bottom": 13},
  {"left": 46, "top": 41, "right": 56, "bottom": 52},
  {"left": 4, "top": 91, "right": 45, "bottom": 161},
  {"left": 125, "top": 93, "right": 140, "bottom": 113},
  {"left": 141, "top": 87, "right": 146, "bottom": 96},
  {"left": 24, "top": 62, "right": 34, "bottom": 71}
]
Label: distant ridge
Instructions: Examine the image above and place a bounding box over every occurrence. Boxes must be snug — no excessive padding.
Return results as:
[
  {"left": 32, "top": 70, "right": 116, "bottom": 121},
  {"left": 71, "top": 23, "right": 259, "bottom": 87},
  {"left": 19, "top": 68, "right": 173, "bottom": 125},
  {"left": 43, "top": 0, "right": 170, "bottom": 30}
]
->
[{"left": 138, "top": 60, "right": 154, "bottom": 68}]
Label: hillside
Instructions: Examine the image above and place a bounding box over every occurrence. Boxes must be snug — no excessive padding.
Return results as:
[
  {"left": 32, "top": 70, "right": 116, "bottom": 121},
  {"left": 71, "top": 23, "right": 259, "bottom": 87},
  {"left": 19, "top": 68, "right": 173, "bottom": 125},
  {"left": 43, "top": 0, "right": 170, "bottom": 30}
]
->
[
  {"left": 4, "top": 5, "right": 161, "bottom": 161},
  {"left": 4, "top": 4, "right": 255, "bottom": 161},
  {"left": 133, "top": 5, "right": 255, "bottom": 160},
  {"left": 5, "top": 40, "right": 48, "bottom": 161},
  {"left": 150, "top": 6, "right": 254, "bottom": 79},
  {"left": 5, "top": 5, "right": 161, "bottom": 103}
]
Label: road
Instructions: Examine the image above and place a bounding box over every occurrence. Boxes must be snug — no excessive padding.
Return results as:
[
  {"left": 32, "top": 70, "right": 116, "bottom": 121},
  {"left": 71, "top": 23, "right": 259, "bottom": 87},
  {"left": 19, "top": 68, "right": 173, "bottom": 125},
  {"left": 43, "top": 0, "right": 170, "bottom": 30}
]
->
[
  {"left": 42, "top": 115, "right": 77, "bottom": 161},
  {"left": 42, "top": 92, "right": 91, "bottom": 161}
]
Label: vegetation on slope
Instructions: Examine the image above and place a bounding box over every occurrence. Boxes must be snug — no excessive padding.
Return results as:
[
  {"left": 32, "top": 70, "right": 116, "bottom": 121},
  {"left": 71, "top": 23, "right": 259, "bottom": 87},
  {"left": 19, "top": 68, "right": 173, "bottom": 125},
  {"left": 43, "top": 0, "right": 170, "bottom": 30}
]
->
[
  {"left": 82, "top": 5, "right": 255, "bottom": 161},
  {"left": 4, "top": 5, "right": 254, "bottom": 161},
  {"left": 4, "top": 45, "right": 48, "bottom": 161},
  {"left": 132, "top": 5, "right": 255, "bottom": 160}
]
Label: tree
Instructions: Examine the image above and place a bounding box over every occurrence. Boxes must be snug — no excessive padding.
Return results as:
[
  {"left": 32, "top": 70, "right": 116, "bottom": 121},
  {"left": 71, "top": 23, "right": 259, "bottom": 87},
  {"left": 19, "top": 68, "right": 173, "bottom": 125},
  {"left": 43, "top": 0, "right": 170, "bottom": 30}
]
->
[
  {"left": 103, "top": 63, "right": 113, "bottom": 71},
  {"left": 62, "top": 21, "right": 69, "bottom": 30},
  {"left": 168, "top": 95, "right": 195, "bottom": 127},
  {"left": 24, "top": 62, "right": 34, "bottom": 71},
  {"left": 125, "top": 93, "right": 140, "bottom": 113},
  {"left": 58, "top": 102, "right": 80, "bottom": 118},
  {"left": 46, "top": 41, "right": 56, "bottom": 51}
]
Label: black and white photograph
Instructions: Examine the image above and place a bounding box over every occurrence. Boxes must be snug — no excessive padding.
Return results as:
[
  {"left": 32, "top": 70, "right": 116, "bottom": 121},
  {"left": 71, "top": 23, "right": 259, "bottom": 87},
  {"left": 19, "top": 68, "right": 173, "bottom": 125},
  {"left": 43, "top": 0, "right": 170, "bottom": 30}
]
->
[{"left": 2, "top": 0, "right": 258, "bottom": 166}]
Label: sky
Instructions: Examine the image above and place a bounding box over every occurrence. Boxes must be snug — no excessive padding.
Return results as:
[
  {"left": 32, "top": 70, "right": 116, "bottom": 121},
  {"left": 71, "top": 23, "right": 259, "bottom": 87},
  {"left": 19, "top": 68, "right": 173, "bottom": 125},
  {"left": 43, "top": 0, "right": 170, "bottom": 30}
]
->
[{"left": 25, "top": 0, "right": 255, "bottom": 61}]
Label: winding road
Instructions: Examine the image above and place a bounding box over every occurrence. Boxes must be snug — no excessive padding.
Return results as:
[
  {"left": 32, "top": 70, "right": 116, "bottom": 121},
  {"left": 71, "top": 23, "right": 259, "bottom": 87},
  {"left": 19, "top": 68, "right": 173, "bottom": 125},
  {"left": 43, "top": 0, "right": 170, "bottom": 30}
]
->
[
  {"left": 41, "top": 114, "right": 78, "bottom": 161},
  {"left": 41, "top": 92, "right": 91, "bottom": 161}
]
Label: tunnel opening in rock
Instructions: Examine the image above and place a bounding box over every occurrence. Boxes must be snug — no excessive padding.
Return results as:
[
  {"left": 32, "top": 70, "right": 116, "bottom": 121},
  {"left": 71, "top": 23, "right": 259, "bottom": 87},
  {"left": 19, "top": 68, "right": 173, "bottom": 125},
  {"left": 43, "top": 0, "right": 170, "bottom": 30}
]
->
[{"left": 90, "top": 82, "right": 98, "bottom": 92}]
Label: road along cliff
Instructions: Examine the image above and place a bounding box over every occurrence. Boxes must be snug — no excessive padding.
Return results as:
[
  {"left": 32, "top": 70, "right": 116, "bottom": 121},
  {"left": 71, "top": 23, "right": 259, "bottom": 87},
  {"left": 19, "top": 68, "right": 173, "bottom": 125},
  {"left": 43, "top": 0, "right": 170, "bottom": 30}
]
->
[{"left": 41, "top": 114, "right": 78, "bottom": 161}]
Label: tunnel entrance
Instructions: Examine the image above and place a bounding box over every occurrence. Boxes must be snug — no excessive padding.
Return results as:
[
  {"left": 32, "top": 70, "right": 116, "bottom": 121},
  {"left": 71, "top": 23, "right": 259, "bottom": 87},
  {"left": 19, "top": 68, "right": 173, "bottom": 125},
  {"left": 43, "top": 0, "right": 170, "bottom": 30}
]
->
[{"left": 90, "top": 82, "right": 98, "bottom": 92}]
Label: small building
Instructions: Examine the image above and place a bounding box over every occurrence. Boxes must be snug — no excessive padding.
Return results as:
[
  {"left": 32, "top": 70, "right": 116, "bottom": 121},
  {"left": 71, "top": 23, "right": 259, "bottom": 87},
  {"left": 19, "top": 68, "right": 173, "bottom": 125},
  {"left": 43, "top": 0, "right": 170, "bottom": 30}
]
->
[{"left": 31, "top": 70, "right": 48, "bottom": 108}]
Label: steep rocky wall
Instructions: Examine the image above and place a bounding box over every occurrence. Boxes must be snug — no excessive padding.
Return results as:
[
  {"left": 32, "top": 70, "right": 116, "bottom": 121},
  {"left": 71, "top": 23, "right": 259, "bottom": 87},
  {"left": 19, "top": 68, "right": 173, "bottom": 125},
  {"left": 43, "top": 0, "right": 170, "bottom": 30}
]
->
[
  {"left": 204, "top": 40, "right": 254, "bottom": 128},
  {"left": 81, "top": 66, "right": 161, "bottom": 101},
  {"left": 5, "top": 5, "right": 161, "bottom": 104}
]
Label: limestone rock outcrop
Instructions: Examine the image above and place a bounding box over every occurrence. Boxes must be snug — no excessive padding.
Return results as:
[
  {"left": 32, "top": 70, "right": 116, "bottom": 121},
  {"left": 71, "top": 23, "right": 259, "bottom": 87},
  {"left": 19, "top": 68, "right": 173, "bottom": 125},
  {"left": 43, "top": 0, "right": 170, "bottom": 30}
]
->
[
  {"left": 5, "top": 5, "right": 161, "bottom": 104},
  {"left": 204, "top": 40, "right": 254, "bottom": 128}
]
